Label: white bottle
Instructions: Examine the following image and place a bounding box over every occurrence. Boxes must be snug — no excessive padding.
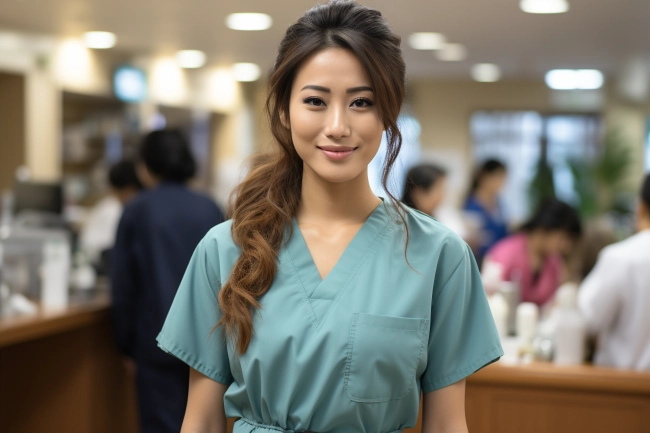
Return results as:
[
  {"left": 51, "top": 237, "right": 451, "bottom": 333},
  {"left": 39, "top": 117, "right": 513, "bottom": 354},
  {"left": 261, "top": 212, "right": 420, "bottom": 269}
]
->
[
  {"left": 41, "top": 238, "right": 71, "bottom": 311},
  {"left": 489, "top": 293, "right": 509, "bottom": 339},
  {"left": 554, "top": 283, "right": 587, "bottom": 365},
  {"left": 516, "top": 302, "right": 539, "bottom": 345}
]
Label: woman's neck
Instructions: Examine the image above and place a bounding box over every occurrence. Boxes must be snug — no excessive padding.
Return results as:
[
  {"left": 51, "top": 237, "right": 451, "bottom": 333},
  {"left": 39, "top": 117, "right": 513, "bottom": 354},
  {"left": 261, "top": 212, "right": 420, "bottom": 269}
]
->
[
  {"left": 525, "top": 231, "right": 546, "bottom": 271},
  {"left": 297, "top": 165, "right": 381, "bottom": 225}
]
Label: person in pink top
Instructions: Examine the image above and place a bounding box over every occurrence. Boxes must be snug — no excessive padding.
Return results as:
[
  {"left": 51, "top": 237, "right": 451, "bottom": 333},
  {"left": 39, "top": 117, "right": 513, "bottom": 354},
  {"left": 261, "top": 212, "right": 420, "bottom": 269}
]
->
[{"left": 485, "top": 199, "right": 582, "bottom": 307}]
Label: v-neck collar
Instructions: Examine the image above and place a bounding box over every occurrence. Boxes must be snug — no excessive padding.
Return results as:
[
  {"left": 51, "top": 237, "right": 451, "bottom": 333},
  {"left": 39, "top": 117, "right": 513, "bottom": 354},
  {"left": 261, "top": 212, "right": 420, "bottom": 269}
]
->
[{"left": 283, "top": 199, "right": 392, "bottom": 328}]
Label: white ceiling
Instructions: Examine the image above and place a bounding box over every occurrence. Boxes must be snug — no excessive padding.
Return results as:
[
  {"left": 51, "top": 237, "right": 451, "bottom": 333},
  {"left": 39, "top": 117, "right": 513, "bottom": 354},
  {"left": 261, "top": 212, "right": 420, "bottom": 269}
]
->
[{"left": 1, "top": 0, "right": 649, "bottom": 80}]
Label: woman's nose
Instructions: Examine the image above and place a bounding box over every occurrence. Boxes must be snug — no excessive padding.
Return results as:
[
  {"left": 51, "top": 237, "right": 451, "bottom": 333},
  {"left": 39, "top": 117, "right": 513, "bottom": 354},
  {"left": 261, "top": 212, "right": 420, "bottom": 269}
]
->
[{"left": 323, "top": 106, "right": 351, "bottom": 139}]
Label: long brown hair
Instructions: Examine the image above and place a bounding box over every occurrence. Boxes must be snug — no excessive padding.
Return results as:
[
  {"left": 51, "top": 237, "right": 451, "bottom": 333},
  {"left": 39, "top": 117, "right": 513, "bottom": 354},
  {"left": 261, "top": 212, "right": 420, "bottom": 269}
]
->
[{"left": 218, "top": 0, "right": 407, "bottom": 354}]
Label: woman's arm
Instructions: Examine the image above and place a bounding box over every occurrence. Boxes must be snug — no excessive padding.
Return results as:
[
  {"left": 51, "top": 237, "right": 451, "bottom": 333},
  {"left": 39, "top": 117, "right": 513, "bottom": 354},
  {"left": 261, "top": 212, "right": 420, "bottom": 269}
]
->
[
  {"left": 181, "top": 368, "right": 229, "bottom": 433},
  {"left": 422, "top": 379, "right": 468, "bottom": 433}
]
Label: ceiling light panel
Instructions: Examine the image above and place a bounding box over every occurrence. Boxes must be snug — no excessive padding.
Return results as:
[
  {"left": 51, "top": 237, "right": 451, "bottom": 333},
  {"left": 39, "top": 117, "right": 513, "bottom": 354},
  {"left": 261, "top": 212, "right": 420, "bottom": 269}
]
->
[
  {"left": 176, "top": 50, "right": 206, "bottom": 69},
  {"left": 520, "top": 0, "right": 570, "bottom": 14},
  {"left": 408, "top": 33, "right": 446, "bottom": 50},
  {"left": 83, "top": 31, "right": 116, "bottom": 49},
  {"left": 472, "top": 63, "right": 501, "bottom": 82},
  {"left": 226, "top": 13, "right": 273, "bottom": 31},
  {"left": 545, "top": 69, "right": 604, "bottom": 90},
  {"left": 233, "top": 63, "right": 261, "bottom": 82}
]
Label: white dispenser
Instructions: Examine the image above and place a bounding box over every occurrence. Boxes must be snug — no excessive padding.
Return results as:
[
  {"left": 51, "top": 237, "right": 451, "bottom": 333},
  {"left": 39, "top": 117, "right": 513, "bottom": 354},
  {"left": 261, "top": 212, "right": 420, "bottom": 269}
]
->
[
  {"left": 553, "top": 283, "right": 587, "bottom": 365},
  {"left": 41, "top": 238, "right": 70, "bottom": 311}
]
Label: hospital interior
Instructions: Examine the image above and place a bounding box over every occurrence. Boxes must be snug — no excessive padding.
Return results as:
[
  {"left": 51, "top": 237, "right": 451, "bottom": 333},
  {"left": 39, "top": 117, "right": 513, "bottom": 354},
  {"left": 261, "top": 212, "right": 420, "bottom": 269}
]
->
[{"left": 1, "top": 0, "right": 650, "bottom": 432}]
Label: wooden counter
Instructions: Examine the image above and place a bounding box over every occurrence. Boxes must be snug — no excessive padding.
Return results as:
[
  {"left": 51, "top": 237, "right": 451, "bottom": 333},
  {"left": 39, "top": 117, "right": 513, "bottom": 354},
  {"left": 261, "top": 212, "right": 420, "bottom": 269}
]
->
[
  {"left": 0, "top": 293, "right": 139, "bottom": 433},
  {"left": 464, "top": 361, "right": 650, "bottom": 433},
  {"left": 3, "top": 300, "right": 650, "bottom": 433}
]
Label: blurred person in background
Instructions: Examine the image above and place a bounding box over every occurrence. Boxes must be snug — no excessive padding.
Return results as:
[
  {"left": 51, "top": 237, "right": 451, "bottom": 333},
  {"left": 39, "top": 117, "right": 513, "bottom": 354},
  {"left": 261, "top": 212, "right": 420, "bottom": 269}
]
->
[
  {"left": 464, "top": 159, "right": 509, "bottom": 266},
  {"left": 484, "top": 199, "right": 582, "bottom": 307},
  {"left": 578, "top": 174, "right": 650, "bottom": 370},
  {"left": 80, "top": 160, "right": 142, "bottom": 273},
  {"left": 111, "top": 130, "right": 225, "bottom": 433},
  {"left": 401, "top": 163, "right": 447, "bottom": 216}
]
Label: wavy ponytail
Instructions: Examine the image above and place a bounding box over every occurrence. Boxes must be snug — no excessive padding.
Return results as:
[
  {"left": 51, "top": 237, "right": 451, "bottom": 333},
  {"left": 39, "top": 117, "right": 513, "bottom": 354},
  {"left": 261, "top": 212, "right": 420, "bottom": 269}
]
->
[{"left": 217, "top": 0, "right": 407, "bottom": 354}]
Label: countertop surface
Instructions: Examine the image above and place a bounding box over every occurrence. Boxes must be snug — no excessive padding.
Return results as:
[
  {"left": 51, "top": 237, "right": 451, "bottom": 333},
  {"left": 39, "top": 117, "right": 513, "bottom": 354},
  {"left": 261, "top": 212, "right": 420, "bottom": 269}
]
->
[
  {"left": 0, "top": 290, "right": 111, "bottom": 348},
  {"left": 3, "top": 295, "right": 650, "bottom": 397},
  {"left": 469, "top": 360, "right": 650, "bottom": 394}
]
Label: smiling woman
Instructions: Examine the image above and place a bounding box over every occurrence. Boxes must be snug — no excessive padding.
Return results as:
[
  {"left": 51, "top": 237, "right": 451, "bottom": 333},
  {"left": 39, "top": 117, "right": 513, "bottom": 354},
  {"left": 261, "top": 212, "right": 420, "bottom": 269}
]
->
[
  {"left": 156, "top": 2, "right": 503, "bottom": 433},
  {"left": 290, "top": 48, "right": 384, "bottom": 182}
]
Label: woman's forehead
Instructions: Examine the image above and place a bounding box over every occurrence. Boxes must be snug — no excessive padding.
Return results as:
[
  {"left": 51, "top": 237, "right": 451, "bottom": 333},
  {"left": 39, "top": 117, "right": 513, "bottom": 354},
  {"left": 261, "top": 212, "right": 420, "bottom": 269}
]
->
[{"left": 292, "top": 48, "right": 372, "bottom": 91}]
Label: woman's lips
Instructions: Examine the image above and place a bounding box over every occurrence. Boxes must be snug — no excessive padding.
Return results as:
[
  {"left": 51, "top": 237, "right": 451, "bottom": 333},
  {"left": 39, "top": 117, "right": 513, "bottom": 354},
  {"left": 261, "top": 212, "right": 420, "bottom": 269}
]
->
[{"left": 318, "top": 146, "right": 357, "bottom": 160}]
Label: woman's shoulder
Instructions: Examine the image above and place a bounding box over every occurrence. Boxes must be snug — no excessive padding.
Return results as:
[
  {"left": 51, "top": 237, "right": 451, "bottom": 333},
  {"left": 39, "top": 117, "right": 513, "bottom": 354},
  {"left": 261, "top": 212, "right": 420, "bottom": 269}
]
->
[
  {"left": 199, "top": 220, "right": 239, "bottom": 259},
  {"left": 400, "top": 205, "right": 469, "bottom": 259}
]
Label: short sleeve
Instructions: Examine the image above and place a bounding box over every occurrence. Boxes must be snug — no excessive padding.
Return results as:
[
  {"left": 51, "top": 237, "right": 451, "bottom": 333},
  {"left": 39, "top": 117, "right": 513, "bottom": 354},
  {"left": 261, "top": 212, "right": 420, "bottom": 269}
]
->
[
  {"left": 156, "top": 237, "right": 233, "bottom": 385},
  {"left": 420, "top": 244, "right": 503, "bottom": 393},
  {"left": 578, "top": 248, "right": 623, "bottom": 335}
]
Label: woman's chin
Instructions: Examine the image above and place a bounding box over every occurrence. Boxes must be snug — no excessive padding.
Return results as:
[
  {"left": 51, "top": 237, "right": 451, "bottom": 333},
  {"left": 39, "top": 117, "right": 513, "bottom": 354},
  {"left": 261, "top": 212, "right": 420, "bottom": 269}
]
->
[{"left": 306, "top": 164, "right": 367, "bottom": 185}]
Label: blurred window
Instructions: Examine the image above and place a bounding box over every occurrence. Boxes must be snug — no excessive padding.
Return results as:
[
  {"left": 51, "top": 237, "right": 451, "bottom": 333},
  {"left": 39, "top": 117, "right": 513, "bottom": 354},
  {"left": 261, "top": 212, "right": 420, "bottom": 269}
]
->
[{"left": 471, "top": 111, "right": 601, "bottom": 224}]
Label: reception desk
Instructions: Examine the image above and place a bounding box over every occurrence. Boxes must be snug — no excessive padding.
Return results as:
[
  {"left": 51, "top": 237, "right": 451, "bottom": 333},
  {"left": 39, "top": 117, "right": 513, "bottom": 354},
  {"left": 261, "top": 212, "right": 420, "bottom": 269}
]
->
[
  {"left": 0, "top": 292, "right": 139, "bottom": 433},
  {"left": 464, "top": 361, "right": 650, "bottom": 433},
  {"left": 2, "top": 297, "right": 650, "bottom": 433}
]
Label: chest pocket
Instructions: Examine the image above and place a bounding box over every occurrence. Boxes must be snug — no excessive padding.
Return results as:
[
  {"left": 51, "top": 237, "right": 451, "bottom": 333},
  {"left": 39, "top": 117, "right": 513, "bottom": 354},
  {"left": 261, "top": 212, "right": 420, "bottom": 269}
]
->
[{"left": 344, "top": 313, "right": 428, "bottom": 403}]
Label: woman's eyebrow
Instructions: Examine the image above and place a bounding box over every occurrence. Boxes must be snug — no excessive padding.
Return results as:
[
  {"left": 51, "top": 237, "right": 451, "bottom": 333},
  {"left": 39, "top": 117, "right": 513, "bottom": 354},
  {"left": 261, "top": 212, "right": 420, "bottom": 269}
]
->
[
  {"left": 346, "top": 86, "right": 373, "bottom": 93},
  {"left": 300, "top": 85, "right": 374, "bottom": 93}
]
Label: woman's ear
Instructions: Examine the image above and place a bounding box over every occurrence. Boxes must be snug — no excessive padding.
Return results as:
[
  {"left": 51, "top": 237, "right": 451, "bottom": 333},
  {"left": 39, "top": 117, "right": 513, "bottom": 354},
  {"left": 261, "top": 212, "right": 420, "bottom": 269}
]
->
[{"left": 279, "top": 110, "right": 290, "bottom": 129}]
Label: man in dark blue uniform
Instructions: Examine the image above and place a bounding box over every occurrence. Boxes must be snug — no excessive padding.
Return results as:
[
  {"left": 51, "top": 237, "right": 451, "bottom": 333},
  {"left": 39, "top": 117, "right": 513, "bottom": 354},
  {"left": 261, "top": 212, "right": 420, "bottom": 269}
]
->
[{"left": 111, "top": 130, "right": 225, "bottom": 433}]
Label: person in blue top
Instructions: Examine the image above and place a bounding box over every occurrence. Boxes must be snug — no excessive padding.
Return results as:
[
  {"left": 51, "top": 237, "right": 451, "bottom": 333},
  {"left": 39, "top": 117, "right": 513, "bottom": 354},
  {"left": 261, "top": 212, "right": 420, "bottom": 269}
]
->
[
  {"left": 111, "top": 129, "right": 225, "bottom": 433},
  {"left": 464, "top": 159, "right": 509, "bottom": 267},
  {"left": 157, "top": 2, "right": 502, "bottom": 433}
]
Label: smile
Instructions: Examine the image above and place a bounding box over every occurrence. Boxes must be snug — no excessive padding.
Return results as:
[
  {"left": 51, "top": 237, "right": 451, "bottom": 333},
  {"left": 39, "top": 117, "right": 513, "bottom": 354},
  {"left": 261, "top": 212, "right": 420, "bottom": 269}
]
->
[{"left": 317, "top": 146, "right": 357, "bottom": 161}]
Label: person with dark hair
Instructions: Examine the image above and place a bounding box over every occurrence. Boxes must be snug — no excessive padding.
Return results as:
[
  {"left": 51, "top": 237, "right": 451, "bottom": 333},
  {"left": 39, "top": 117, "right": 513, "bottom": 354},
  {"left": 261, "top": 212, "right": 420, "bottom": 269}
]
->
[
  {"left": 402, "top": 163, "right": 447, "bottom": 216},
  {"left": 484, "top": 199, "right": 582, "bottom": 307},
  {"left": 110, "top": 130, "right": 224, "bottom": 433},
  {"left": 136, "top": 129, "right": 197, "bottom": 187},
  {"left": 80, "top": 160, "right": 142, "bottom": 266},
  {"left": 578, "top": 174, "right": 650, "bottom": 370},
  {"left": 157, "top": 2, "right": 502, "bottom": 433},
  {"left": 109, "top": 160, "right": 143, "bottom": 202},
  {"left": 464, "top": 159, "right": 509, "bottom": 266}
]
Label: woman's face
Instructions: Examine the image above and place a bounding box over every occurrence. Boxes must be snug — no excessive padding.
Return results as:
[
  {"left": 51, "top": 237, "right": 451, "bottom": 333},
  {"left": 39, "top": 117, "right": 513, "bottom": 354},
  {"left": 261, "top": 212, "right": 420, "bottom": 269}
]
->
[
  {"left": 543, "top": 230, "right": 574, "bottom": 256},
  {"left": 288, "top": 48, "right": 384, "bottom": 184},
  {"left": 484, "top": 170, "right": 507, "bottom": 194},
  {"left": 414, "top": 178, "right": 447, "bottom": 215}
]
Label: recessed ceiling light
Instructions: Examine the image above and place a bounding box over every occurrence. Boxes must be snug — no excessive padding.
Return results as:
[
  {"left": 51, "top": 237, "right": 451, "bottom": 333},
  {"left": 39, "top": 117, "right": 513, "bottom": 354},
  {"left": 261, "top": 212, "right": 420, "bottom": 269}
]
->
[
  {"left": 176, "top": 50, "right": 206, "bottom": 69},
  {"left": 83, "top": 31, "right": 116, "bottom": 49},
  {"left": 520, "top": 0, "right": 569, "bottom": 14},
  {"left": 472, "top": 63, "right": 501, "bottom": 82},
  {"left": 545, "top": 69, "right": 604, "bottom": 90},
  {"left": 436, "top": 43, "right": 467, "bottom": 62},
  {"left": 226, "top": 13, "right": 273, "bottom": 31},
  {"left": 233, "top": 63, "right": 261, "bottom": 82},
  {"left": 408, "top": 32, "right": 446, "bottom": 50}
]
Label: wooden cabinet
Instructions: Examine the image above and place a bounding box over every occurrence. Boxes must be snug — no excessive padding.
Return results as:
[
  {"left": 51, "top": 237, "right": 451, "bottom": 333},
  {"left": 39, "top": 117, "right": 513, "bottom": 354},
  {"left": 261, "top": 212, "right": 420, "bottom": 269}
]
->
[
  {"left": 0, "top": 297, "right": 138, "bottom": 433},
  {"left": 465, "top": 362, "right": 650, "bottom": 433}
]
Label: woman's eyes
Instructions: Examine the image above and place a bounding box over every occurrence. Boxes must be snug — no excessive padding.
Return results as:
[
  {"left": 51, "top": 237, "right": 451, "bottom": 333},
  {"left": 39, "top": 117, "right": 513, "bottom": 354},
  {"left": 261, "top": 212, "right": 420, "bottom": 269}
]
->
[
  {"left": 302, "top": 97, "right": 374, "bottom": 108},
  {"left": 303, "top": 97, "right": 325, "bottom": 106},
  {"left": 350, "top": 98, "right": 374, "bottom": 108}
]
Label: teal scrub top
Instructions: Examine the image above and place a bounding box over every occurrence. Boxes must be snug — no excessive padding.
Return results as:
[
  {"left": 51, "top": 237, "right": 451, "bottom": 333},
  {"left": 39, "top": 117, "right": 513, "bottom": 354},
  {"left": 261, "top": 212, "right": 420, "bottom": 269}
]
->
[{"left": 157, "top": 200, "right": 503, "bottom": 433}]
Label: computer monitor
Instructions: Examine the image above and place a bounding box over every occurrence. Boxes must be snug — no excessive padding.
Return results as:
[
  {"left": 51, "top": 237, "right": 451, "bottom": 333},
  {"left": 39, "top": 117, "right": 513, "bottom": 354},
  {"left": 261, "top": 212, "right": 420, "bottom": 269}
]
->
[{"left": 14, "top": 182, "right": 64, "bottom": 215}]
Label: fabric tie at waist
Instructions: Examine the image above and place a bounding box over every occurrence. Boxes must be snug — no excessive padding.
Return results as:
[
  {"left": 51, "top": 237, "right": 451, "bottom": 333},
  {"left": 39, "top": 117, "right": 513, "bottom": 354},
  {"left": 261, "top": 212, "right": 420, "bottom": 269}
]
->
[{"left": 233, "top": 418, "right": 403, "bottom": 433}]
